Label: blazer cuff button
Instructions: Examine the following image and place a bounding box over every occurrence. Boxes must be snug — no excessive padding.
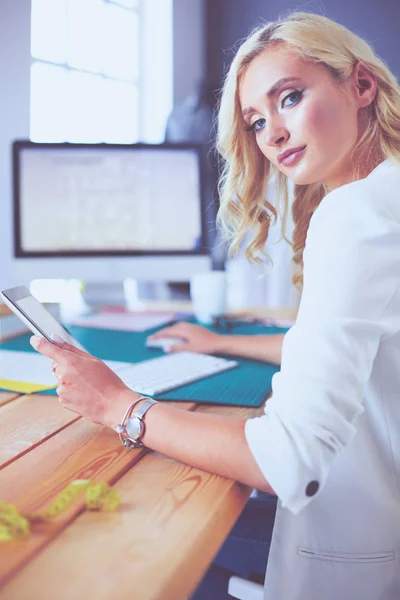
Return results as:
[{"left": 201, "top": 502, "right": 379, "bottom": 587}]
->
[{"left": 306, "top": 481, "right": 319, "bottom": 497}]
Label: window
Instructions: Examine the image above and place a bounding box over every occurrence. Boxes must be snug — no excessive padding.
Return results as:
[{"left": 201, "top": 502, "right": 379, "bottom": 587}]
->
[{"left": 30, "top": 0, "right": 172, "bottom": 144}]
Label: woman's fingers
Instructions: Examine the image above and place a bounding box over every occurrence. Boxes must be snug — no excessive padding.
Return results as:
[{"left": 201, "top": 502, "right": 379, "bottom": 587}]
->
[
  {"left": 56, "top": 384, "right": 67, "bottom": 398},
  {"left": 30, "top": 336, "right": 67, "bottom": 362},
  {"left": 148, "top": 323, "right": 188, "bottom": 341},
  {"left": 50, "top": 335, "right": 91, "bottom": 358},
  {"left": 168, "top": 343, "right": 192, "bottom": 353},
  {"left": 30, "top": 335, "right": 90, "bottom": 367},
  {"left": 31, "top": 336, "right": 82, "bottom": 388},
  {"left": 31, "top": 334, "right": 134, "bottom": 429},
  {"left": 56, "top": 385, "right": 76, "bottom": 411}
]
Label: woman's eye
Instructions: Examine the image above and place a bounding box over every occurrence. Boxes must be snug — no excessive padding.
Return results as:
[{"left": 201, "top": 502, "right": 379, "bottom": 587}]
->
[
  {"left": 250, "top": 118, "right": 266, "bottom": 133},
  {"left": 281, "top": 90, "right": 303, "bottom": 108}
]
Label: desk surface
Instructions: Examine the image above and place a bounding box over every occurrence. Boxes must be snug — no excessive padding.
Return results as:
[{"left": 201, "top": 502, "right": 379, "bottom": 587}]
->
[
  {"left": 0, "top": 390, "right": 262, "bottom": 600},
  {"left": 0, "top": 304, "right": 288, "bottom": 598}
]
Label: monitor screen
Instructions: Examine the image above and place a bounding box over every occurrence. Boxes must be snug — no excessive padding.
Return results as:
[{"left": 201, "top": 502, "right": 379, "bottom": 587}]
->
[{"left": 13, "top": 142, "right": 207, "bottom": 257}]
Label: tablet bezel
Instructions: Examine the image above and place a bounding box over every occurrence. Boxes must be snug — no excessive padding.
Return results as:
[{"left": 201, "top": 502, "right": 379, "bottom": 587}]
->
[{"left": 0, "top": 286, "right": 78, "bottom": 346}]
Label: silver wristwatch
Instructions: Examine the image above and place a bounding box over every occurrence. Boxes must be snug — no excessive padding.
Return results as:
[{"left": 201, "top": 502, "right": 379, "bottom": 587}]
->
[{"left": 115, "top": 397, "right": 158, "bottom": 449}]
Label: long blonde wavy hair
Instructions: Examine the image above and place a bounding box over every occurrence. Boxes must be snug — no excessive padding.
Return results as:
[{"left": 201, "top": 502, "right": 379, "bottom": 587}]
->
[{"left": 216, "top": 12, "right": 400, "bottom": 289}]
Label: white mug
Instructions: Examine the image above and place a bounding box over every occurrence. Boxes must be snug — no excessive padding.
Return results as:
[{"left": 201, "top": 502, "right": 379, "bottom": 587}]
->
[{"left": 190, "top": 271, "right": 227, "bottom": 325}]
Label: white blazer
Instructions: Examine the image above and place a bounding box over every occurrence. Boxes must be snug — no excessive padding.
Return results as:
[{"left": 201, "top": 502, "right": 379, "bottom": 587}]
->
[{"left": 245, "top": 159, "right": 400, "bottom": 600}]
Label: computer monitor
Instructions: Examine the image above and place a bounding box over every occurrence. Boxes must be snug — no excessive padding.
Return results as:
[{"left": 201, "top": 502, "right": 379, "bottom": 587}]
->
[{"left": 12, "top": 141, "right": 212, "bottom": 285}]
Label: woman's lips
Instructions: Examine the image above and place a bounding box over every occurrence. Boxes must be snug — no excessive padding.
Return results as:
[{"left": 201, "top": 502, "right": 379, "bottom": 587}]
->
[{"left": 280, "top": 146, "right": 306, "bottom": 167}]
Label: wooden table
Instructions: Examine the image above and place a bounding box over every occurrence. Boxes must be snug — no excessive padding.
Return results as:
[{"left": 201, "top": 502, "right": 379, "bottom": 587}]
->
[{"left": 0, "top": 389, "right": 262, "bottom": 600}]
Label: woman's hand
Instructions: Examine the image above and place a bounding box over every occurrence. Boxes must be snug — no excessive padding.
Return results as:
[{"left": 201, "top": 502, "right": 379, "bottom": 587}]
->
[
  {"left": 30, "top": 335, "right": 137, "bottom": 429},
  {"left": 147, "top": 322, "right": 224, "bottom": 354}
]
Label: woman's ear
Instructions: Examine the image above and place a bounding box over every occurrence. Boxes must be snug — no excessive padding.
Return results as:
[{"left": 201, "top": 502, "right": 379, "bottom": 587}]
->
[{"left": 352, "top": 61, "right": 377, "bottom": 108}]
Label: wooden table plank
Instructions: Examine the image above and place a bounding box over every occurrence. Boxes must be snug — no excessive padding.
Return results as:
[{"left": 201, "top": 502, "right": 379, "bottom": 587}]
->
[
  {"left": 0, "top": 394, "right": 80, "bottom": 468},
  {"left": 0, "top": 454, "right": 251, "bottom": 600},
  {"left": 0, "top": 392, "right": 20, "bottom": 408},
  {"left": 0, "top": 401, "right": 197, "bottom": 588},
  {"left": 0, "top": 406, "right": 257, "bottom": 600}
]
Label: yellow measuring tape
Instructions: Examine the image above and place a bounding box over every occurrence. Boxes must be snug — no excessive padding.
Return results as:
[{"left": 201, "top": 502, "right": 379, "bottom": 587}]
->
[{"left": 0, "top": 480, "right": 121, "bottom": 542}]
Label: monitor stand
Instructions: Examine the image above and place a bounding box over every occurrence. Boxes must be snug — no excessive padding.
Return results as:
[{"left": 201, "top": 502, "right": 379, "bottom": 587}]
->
[
  {"left": 81, "top": 280, "right": 190, "bottom": 310},
  {"left": 81, "top": 281, "right": 126, "bottom": 309}
]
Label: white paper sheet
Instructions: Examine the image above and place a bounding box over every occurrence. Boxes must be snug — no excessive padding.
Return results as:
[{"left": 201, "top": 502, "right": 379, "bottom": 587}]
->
[
  {"left": 0, "top": 349, "right": 138, "bottom": 386},
  {"left": 0, "top": 350, "right": 57, "bottom": 385}
]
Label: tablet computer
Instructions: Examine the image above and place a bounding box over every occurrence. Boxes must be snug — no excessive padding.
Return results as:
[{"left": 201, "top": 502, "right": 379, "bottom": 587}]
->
[{"left": 0, "top": 286, "right": 87, "bottom": 351}]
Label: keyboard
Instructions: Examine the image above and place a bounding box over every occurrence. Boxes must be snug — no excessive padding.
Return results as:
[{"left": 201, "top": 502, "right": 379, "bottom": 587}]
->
[{"left": 105, "top": 352, "right": 238, "bottom": 396}]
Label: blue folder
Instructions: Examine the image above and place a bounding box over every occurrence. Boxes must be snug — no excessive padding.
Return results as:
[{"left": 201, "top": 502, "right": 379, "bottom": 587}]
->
[{"left": 0, "top": 321, "right": 288, "bottom": 407}]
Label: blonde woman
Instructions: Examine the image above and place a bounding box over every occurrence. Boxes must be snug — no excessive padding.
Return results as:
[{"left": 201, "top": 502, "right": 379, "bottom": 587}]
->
[{"left": 31, "top": 12, "right": 400, "bottom": 600}]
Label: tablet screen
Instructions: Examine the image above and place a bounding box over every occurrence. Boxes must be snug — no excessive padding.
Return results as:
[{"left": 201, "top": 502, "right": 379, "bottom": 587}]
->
[{"left": 1, "top": 287, "right": 86, "bottom": 351}]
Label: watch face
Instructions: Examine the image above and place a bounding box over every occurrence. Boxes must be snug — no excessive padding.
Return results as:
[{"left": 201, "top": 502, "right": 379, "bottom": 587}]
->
[{"left": 126, "top": 416, "right": 143, "bottom": 440}]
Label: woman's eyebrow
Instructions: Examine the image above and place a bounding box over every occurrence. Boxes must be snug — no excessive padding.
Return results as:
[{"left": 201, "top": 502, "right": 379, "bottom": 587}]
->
[
  {"left": 267, "top": 76, "right": 303, "bottom": 97},
  {"left": 242, "top": 77, "right": 303, "bottom": 117}
]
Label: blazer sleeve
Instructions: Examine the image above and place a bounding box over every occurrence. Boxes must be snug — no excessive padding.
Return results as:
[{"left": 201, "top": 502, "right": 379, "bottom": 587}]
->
[{"left": 245, "top": 184, "right": 400, "bottom": 514}]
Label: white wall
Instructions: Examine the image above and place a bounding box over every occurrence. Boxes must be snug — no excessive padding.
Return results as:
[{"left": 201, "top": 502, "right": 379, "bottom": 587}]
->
[
  {"left": 172, "top": 0, "right": 205, "bottom": 104},
  {"left": 0, "top": 0, "right": 31, "bottom": 289}
]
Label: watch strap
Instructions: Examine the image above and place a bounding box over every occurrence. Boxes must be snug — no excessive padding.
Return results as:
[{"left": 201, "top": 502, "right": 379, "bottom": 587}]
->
[
  {"left": 115, "top": 395, "right": 148, "bottom": 434},
  {"left": 116, "top": 397, "right": 158, "bottom": 449},
  {"left": 132, "top": 398, "right": 158, "bottom": 419}
]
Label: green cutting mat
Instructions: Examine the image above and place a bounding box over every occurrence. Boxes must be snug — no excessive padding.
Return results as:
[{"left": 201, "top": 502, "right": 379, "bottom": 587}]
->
[{"left": 0, "top": 322, "right": 288, "bottom": 407}]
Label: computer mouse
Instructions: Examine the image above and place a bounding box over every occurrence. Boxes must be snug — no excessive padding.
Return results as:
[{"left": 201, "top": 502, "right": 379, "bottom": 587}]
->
[{"left": 146, "top": 337, "right": 186, "bottom": 352}]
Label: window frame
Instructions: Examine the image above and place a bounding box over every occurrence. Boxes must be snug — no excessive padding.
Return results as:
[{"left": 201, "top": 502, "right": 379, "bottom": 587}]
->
[{"left": 29, "top": 0, "right": 173, "bottom": 144}]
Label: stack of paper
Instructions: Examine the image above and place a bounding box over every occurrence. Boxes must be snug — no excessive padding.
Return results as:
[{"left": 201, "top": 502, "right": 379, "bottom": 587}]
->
[
  {"left": 0, "top": 350, "right": 148, "bottom": 395},
  {"left": 0, "top": 350, "right": 58, "bottom": 394}
]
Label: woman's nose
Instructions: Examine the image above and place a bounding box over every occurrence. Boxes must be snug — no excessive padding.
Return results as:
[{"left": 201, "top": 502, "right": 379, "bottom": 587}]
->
[{"left": 263, "top": 120, "right": 289, "bottom": 147}]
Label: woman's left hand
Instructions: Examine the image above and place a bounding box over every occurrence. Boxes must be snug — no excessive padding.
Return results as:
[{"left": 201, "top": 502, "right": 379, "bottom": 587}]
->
[{"left": 30, "top": 335, "right": 136, "bottom": 429}]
